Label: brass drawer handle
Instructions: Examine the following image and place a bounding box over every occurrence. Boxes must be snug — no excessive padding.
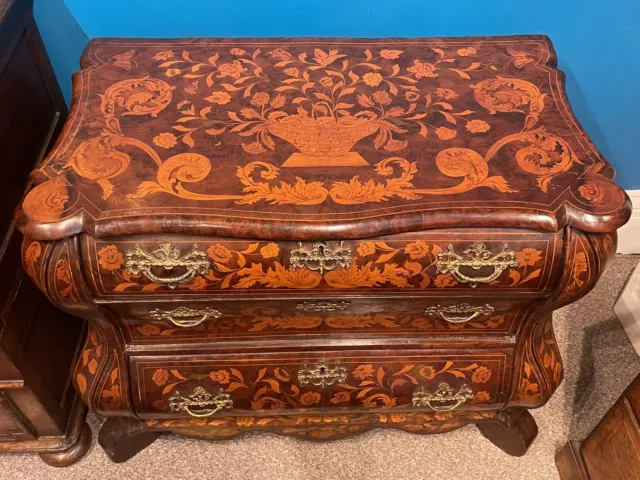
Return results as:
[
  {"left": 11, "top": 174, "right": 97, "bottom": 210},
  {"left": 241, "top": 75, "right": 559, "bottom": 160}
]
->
[
  {"left": 290, "top": 241, "right": 352, "bottom": 275},
  {"left": 150, "top": 306, "right": 222, "bottom": 328},
  {"left": 125, "top": 242, "right": 210, "bottom": 289},
  {"left": 298, "top": 361, "right": 347, "bottom": 388},
  {"left": 297, "top": 300, "right": 351, "bottom": 312},
  {"left": 436, "top": 241, "right": 517, "bottom": 287},
  {"left": 168, "top": 386, "right": 233, "bottom": 417},
  {"left": 424, "top": 303, "right": 495, "bottom": 324},
  {"left": 412, "top": 383, "right": 474, "bottom": 412}
]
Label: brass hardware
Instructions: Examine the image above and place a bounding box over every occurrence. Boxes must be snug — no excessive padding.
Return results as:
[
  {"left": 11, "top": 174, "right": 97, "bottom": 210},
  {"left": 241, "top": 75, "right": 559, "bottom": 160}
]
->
[
  {"left": 150, "top": 306, "right": 222, "bottom": 328},
  {"left": 297, "top": 360, "right": 347, "bottom": 388},
  {"left": 289, "top": 241, "right": 352, "bottom": 275},
  {"left": 412, "top": 383, "right": 474, "bottom": 412},
  {"left": 297, "top": 300, "right": 351, "bottom": 312},
  {"left": 424, "top": 303, "right": 495, "bottom": 324},
  {"left": 436, "top": 241, "right": 517, "bottom": 287},
  {"left": 125, "top": 242, "right": 210, "bottom": 289},
  {"left": 168, "top": 386, "right": 233, "bottom": 417}
]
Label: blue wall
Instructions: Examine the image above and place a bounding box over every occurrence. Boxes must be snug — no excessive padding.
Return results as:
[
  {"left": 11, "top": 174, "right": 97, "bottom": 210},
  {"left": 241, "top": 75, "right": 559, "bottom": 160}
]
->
[{"left": 33, "top": 0, "right": 640, "bottom": 188}]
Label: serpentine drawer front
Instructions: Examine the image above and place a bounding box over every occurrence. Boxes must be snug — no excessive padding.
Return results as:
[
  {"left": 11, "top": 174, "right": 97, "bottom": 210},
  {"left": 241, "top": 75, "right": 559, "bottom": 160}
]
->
[
  {"left": 83, "top": 230, "right": 562, "bottom": 298},
  {"left": 110, "top": 298, "right": 527, "bottom": 344},
  {"left": 17, "top": 36, "right": 630, "bottom": 460},
  {"left": 130, "top": 350, "right": 511, "bottom": 418}
]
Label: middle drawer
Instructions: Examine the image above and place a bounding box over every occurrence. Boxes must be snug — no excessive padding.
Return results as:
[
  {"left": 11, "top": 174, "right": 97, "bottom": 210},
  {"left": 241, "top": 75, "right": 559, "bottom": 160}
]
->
[{"left": 108, "top": 297, "right": 530, "bottom": 344}]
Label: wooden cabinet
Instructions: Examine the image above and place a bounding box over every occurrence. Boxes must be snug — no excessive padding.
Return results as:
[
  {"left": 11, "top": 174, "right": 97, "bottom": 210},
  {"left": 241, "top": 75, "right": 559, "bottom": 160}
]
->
[
  {"left": 556, "top": 372, "right": 640, "bottom": 480},
  {"left": 16, "top": 36, "right": 631, "bottom": 463},
  {"left": 0, "top": 0, "right": 89, "bottom": 467}
]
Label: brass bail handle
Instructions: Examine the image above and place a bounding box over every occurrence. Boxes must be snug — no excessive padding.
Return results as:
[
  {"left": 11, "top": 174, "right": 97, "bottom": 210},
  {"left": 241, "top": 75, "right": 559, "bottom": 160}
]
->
[
  {"left": 424, "top": 303, "right": 495, "bottom": 324},
  {"left": 436, "top": 241, "right": 517, "bottom": 287},
  {"left": 125, "top": 242, "right": 210, "bottom": 289},
  {"left": 412, "top": 383, "right": 474, "bottom": 412},
  {"left": 168, "top": 386, "right": 233, "bottom": 418},
  {"left": 150, "top": 306, "right": 222, "bottom": 328}
]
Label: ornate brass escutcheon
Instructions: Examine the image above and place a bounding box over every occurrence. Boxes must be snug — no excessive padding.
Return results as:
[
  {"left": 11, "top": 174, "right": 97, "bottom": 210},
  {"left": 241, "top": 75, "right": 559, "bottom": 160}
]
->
[
  {"left": 149, "top": 306, "right": 222, "bottom": 328},
  {"left": 296, "top": 300, "right": 351, "bottom": 312},
  {"left": 168, "top": 386, "right": 233, "bottom": 417},
  {"left": 424, "top": 303, "right": 495, "bottom": 324},
  {"left": 125, "top": 242, "right": 210, "bottom": 289},
  {"left": 297, "top": 360, "right": 347, "bottom": 388},
  {"left": 436, "top": 241, "right": 517, "bottom": 287},
  {"left": 289, "top": 241, "right": 352, "bottom": 275},
  {"left": 412, "top": 383, "right": 474, "bottom": 412}
]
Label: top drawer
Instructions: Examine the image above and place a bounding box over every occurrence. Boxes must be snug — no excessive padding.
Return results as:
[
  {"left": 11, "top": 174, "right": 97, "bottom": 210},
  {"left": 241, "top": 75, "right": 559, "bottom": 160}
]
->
[{"left": 81, "top": 229, "right": 563, "bottom": 298}]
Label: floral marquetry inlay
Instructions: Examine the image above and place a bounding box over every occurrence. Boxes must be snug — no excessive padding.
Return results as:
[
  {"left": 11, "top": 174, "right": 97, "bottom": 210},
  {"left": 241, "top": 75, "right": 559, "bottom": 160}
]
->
[{"left": 19, "top": 37, "right": 629, "bottom": 239}]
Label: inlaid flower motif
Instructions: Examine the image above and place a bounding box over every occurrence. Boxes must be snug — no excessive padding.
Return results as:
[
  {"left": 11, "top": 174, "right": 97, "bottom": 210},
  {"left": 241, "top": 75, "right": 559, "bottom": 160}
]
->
[
  {"left": 205, "top": 91, "right": 232, "bottom": 105},
  {"left": 210, "top": 370, "right": 230, "bottom": 384},
  {"left": 165, "top": 68, "right": 182, "bottom": 77},
  {"left": 405, "top": 91, "right": 420, "bottom": 101},
  {"left": 267, "top": 48, "right": 292, "bottom": 61},
  {"left": 55, "top": 259, "right": 72, "bottom": 283},
  {"left": 207, "top": 244, "right": 233, "bottom": 263},
  {"left": 457, "top": 47, "right": 477, "bottom": 56},
  {"left": 236, "top": 417, "right": 254, "bottom": 427},
  {"left": 384, "top": 139, "right": 408, "bottom": 151},
  {"left": 186, "top": 276, "right": 207, "bottom": 290},
  {"left": 418, "top": 365, "right": 436, "bottom": 379},
  {"left": 217, "top": 60, "right": 247, "bottom": 79},
  {"left": 357, "top": 241, "right": 376, "bottom": 256},
  {"left": 380, "top": 49, "right": 403, "bottom": 59},
  {"left": 434, "top": 274, "right": 456, "bottom": 288},
  {"left": 363, "top": 394, "right": 396, "bottom": 407},
  {"left": 391, "top": 413, "right": 406, "bottom": 423},
  {"left": 319, "top": 76, "right": 334, "bottom": 87},
  {"left": 578, "top": 181, "right": 605, "bottom": 202},
  {"left": 436, "top": 88, "right": 458, "bottom": 100},
  {"left": 518, "top": 378, "right": 540, "bottom": 401},
  {"left": 465, "top": 119, "right": 491, "bottom": 133},
  {"left": 230, "top": 48, "right": 246, "bottom": 56},
  {"left": 408, "top": 60, "right": 438, "bottom": 78},
  {"left": 353, "top": 364, "right": 374, "bottom": 380},
  {"left": 516, "top": 248, "right": 543, "bottom": 267},
  {"left": 151, "top": 369, "right": 169, "bottom": 386},
  {"left": 251, "top": 92, "right": 270, "bottom": 107},
  {"left": 137, "top": 324, "right": 161, "bottom": 336},
  {"left": 76, "top": 374, "right": 87, "bottom": 395},
  {"left": 553, "top": 363, "right": 562, "bottom": 384},
  {"left": 242, "top": 142, "right": 267, "bottom": 154},
  {"left": 363, "top": 72, "right": 383, "bottom": 87},
  {"left": 153, "top": 50, "right": 174, "bottom": 60},
  {"left": 284, "top": 67, "right": 299, "bottom": 77},
  {"left": 98, "top": 245, "right": 124, "bottom": 271},
  {"left": 88, "top": 359, "right": 98, "bottom": 375},
  {"left": 404, "top": 241, "right": 429, "bottom": 259},
  {"left": 313, "top": 48, "right": 345, "bottom": 66},
  {"left": 574, "top": 252, "right": 588, "bottom": 278},
  {"left": 299, "top": 392, "right": 322, "bottom": 406},
  {"left": 474, "top": 391, "right": 491, "bottom": 403},
  {"left": 330, "top": 391, "right": 351, "bottom": 404},
  {"left": 260, "top": 243, "right": 280, "bottom": 259},
  {"left": 471, "top": 366, "right": 491, "bottom": 384},
  {"left": 152, "top": 132, "right": 178, "bottom": 149},
  {"left": 372, "top": 90, "right": 392, "bottom": 105},
  {"left": 435, "top": 127, "right": 457, "bottom": 140}
]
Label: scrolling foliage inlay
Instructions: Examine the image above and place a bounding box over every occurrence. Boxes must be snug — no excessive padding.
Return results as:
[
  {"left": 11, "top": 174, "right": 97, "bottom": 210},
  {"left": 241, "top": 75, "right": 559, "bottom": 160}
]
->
[{"left": 22, "top": 37, "right": 625, "bottom": 227}]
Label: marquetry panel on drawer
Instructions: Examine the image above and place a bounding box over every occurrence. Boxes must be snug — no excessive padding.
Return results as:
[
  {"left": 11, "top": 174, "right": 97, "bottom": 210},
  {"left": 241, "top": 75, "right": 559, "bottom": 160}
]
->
[
  {"left": 82, "top": 229, "right": 562, "bottom": 298},
  {"left": 111, "top": 298, "right": 527, "bottom": 344},
  {"left": 130, "top": 349, "right": 512, "bottom": 418}
]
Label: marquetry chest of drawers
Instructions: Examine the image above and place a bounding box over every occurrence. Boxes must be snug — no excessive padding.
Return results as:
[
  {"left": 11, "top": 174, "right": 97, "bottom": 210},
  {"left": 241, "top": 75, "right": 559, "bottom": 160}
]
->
[{"left": 16, "top": 36, "right": 631, "bottom": 462}]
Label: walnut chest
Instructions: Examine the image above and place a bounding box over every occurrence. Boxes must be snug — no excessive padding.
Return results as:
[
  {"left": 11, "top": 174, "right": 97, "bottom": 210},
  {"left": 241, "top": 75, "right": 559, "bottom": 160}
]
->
[{"left": 16, "top": 36, "right": 631, "bottom": 462}]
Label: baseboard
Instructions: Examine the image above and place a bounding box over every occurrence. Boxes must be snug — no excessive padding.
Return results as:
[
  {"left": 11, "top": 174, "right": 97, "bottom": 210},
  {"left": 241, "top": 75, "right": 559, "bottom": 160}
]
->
[
  {"left": 614, "top": 263, "right": 640, "bottom": 356},
  {"left": 616, "top": 190, "right": 640, "bottom": 254}
]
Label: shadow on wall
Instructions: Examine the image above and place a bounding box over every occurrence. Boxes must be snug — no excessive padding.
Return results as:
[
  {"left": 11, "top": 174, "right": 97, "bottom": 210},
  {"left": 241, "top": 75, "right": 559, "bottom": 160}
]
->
[{"left": 33, "top": 0, "right": 88, "bottom": 103}]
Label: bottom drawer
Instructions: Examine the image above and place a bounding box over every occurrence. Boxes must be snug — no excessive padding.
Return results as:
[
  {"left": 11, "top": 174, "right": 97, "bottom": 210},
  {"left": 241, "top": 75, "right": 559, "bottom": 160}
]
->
[{"left": 131, "top": 349, "right": 512, "bottom": 418}]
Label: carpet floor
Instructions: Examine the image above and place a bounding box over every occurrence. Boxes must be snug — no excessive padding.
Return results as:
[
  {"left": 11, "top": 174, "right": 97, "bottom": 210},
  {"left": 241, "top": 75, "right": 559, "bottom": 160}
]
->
[{"left": 1, "top": 255, "right": 639, "bottom": 480}]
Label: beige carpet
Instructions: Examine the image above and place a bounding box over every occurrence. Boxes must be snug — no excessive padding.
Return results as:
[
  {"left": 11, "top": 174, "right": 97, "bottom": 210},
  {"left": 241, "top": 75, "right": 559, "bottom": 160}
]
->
[{"left": 2, "top": 255, "right": 639, "bottom": 480}]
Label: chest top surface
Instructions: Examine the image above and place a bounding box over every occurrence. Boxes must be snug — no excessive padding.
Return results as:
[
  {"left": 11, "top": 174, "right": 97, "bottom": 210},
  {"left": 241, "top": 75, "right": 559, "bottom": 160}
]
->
[{"left": 18, "top": 36, "right": 630, "bottom": 240}]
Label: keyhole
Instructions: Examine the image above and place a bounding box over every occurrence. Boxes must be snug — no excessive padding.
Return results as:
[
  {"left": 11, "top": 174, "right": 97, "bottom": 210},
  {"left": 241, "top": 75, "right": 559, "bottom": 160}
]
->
[{"left": 319, "top": 366, "right": 326, "bottom": 374}]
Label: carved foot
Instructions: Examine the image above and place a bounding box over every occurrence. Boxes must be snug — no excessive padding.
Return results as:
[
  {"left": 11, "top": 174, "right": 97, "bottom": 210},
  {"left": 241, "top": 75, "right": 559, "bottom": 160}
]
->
[
  {"left": 98, "top": 417, "right": 161, "bottom": 463},
  {"left": 476, "top": 408, "right": 538, "bottom": 457},
  {"left": 40, "top": 422, "right": 92, "bottom": 467}
]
